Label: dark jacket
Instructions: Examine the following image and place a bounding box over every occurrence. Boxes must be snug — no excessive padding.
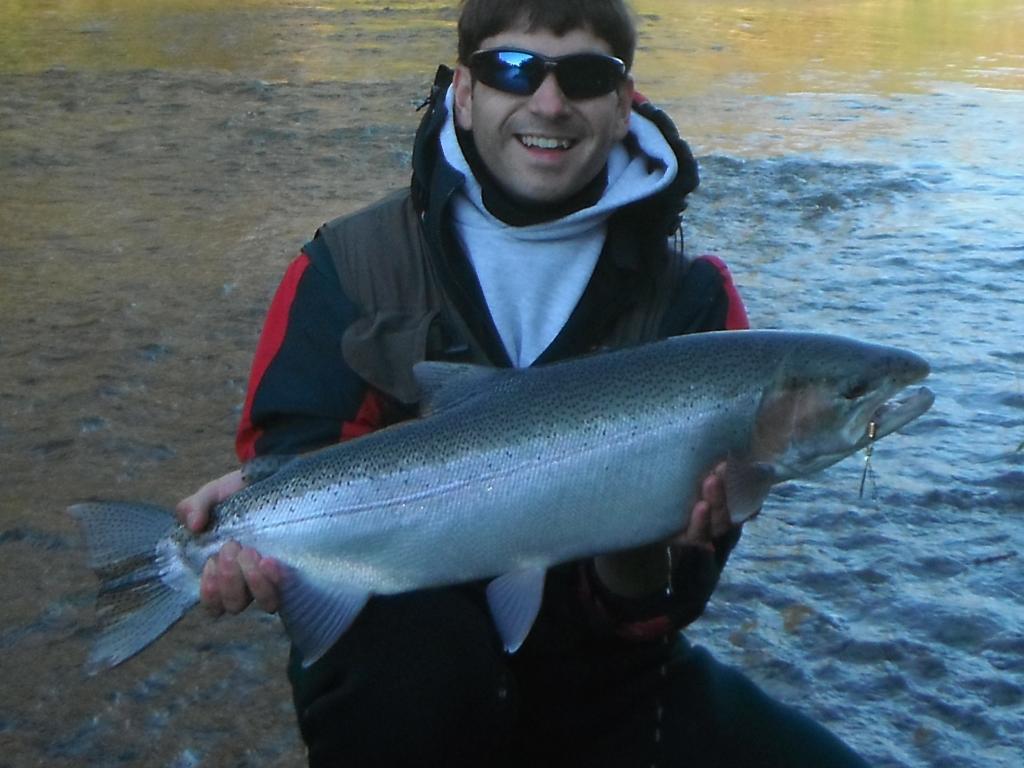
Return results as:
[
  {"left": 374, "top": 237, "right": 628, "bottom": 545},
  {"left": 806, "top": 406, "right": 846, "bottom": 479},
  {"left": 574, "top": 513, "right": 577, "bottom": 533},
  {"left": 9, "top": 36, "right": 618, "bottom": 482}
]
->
[{"left": 234, "top": 66, "right": 749, "bottom": 637}]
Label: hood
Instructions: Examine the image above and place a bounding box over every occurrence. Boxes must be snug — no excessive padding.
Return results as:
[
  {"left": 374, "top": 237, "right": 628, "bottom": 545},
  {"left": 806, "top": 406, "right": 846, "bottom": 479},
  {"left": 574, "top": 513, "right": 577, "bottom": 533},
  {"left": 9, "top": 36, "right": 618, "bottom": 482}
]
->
[{"left": 409, "top": 66, "right": 700, "bottom": 239}]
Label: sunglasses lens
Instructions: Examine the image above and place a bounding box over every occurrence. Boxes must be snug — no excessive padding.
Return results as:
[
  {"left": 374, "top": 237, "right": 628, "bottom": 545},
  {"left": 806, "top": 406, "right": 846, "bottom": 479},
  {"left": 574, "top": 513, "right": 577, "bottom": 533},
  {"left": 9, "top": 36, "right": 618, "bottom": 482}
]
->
[
  {"left": 470, "top": 50, "right": 624, "bottom": 99},
  {"left": 555, "top": 56, "right": 624, "bottom": 99},
  {"left": 472, "top": 50, "right": 544, "bottom": 96}
]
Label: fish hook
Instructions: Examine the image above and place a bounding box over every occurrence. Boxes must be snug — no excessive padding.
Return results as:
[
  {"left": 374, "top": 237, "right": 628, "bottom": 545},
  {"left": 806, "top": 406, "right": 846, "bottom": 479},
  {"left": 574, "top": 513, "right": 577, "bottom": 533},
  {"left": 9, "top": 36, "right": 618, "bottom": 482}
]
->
[{"left": 858, "top": 420, "right": 878, "bottom": 499}]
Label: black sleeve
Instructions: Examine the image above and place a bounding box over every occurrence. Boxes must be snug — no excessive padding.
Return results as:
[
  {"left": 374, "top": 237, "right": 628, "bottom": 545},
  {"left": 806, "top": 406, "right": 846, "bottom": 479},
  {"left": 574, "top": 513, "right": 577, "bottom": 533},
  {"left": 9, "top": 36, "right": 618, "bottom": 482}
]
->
[{"left": 235, "top": 237, "right": 376, "bottom": 460}]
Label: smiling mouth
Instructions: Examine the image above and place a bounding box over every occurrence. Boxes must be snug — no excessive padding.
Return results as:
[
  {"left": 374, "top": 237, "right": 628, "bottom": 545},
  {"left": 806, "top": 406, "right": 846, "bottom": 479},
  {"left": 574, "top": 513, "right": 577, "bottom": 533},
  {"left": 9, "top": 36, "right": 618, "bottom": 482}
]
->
[{"left": 517, "top": 134, "right": 575, "bottom": 150}]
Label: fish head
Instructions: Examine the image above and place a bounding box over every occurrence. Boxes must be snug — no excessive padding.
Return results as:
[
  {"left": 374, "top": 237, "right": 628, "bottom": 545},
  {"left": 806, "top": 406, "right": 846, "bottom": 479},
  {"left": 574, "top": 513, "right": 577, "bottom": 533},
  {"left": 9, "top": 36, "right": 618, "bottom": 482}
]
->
[{"left": 748, "top": 334, "right": 934, "bottom": 482}]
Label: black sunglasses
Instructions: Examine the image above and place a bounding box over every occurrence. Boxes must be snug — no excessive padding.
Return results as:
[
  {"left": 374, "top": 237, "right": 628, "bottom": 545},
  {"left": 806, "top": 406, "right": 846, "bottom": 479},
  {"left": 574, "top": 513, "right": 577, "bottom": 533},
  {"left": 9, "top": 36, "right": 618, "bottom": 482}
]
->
[{"left": 468, "top": 48, "right": 626, "bottom": 100}]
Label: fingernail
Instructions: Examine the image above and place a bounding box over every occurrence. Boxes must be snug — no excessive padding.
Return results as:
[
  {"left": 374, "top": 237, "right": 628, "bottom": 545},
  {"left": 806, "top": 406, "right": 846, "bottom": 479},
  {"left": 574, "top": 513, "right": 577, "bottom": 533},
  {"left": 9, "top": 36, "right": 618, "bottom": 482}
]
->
[
  {"left": 237, "top": 549, "right": 255, "bottom": 572},
  {"left": 190, "top": 506, "right": 209, "bottom": 530}
]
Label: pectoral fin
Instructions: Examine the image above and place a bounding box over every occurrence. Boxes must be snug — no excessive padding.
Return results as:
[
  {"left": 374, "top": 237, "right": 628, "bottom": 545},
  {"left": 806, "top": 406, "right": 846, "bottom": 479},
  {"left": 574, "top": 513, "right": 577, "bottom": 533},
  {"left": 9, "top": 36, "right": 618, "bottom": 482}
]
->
[
  {"left": 486, "top": 567, "right": 546, "bottom": 654},
  {"left": 723, "top": 459, "right": 777, "bottom": 521},
  {"left": 278, "top": 569, "right": 370, "bottom": 667}
]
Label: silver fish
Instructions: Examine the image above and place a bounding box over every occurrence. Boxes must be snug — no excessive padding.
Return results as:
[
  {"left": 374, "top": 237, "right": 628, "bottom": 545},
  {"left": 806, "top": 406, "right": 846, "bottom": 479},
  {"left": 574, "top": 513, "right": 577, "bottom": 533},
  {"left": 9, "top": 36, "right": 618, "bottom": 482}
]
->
[{"left": 70, "top": 330, "right": 934, "bottom": 671}]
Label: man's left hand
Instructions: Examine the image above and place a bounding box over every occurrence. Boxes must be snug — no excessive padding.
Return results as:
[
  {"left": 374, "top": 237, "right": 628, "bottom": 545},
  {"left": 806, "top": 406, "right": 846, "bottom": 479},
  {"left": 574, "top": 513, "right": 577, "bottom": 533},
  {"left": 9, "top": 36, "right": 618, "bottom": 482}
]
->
[
  {"left": 592, "top": 462, "right": 745, "bottom": 598},
  {"left": 671, "top": 462, "right": 736, "bottom": 554}
]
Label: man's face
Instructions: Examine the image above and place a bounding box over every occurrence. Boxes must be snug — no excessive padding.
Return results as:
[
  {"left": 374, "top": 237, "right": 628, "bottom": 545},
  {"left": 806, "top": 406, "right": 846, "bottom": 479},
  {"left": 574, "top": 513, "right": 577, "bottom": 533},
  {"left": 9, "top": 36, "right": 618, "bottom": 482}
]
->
[{"left": 453, "top": 25, "right": 634, "bottom": 204}]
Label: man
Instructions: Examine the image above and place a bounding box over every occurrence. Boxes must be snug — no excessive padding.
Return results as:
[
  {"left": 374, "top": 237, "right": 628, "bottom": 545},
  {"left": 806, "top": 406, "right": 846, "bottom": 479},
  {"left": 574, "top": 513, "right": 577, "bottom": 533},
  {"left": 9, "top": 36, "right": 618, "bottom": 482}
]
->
[{"left": 179, "top": 1, "right": 870, "bottom": 765}]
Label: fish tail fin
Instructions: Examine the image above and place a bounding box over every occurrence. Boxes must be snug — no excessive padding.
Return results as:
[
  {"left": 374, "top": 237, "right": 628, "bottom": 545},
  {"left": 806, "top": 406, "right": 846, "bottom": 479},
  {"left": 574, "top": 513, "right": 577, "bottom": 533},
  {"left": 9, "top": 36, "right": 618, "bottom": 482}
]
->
[{"left": 69, "top": 501, "right": 200, "bottom": 672}]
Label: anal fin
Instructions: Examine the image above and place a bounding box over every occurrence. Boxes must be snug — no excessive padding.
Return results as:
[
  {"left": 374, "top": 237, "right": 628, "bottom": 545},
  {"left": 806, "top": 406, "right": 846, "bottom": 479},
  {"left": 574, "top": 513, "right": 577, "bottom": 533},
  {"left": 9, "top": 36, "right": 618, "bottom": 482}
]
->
[
  {"left": 278, "top": 569, "right": 371, "bottom": 667},
  {"left": 486, "top": 567, "right": 546, "bottom": 654}
]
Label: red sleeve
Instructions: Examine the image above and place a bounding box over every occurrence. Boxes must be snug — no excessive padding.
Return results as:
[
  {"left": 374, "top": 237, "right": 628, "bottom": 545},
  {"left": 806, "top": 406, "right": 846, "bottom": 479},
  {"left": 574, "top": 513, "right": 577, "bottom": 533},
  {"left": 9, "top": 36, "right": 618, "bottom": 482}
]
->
[
  {"left": 236, "top": 254, "right": 312, "bottom": 462},
  {"left": 700, "top": 254, "right": 750, "bottom": 330},
  {"left": 234, "top": 246, "right": 396, "bottom": 462}
]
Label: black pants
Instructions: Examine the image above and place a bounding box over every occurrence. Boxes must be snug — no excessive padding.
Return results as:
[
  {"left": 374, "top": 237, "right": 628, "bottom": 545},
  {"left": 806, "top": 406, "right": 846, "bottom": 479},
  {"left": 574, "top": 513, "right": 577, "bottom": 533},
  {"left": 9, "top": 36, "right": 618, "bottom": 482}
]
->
[{"left": 288, "top": 582, "right": 870, "bottom": 768}]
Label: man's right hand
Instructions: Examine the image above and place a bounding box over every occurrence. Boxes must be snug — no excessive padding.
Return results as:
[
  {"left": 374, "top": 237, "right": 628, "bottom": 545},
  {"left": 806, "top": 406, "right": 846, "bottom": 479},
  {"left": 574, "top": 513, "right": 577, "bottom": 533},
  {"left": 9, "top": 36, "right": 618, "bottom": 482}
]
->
[{"left": 176, "top": 469, "right": 284, "bottom": 615}]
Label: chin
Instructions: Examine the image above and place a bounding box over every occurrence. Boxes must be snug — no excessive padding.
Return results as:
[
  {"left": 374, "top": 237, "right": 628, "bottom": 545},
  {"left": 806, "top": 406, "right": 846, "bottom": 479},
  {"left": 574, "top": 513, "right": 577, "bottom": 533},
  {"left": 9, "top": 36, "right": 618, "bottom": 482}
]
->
[{"left": 509, "top": 180, "right": 582, "bottom": 205}]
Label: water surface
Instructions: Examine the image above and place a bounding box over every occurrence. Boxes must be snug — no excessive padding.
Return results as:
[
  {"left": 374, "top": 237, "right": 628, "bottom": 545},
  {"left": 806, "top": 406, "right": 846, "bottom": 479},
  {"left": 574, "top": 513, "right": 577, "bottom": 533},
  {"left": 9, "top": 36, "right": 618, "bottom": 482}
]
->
[{"left": 1, "top": 2, "right": 1022, "bottom": 766}]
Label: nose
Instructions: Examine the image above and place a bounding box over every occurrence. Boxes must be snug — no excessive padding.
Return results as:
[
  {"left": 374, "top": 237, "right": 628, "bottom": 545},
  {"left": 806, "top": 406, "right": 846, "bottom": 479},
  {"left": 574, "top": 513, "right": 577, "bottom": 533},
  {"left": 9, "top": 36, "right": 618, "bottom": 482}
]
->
[{"left": 528, "top": 72, "right": 571, "bottom": 116}]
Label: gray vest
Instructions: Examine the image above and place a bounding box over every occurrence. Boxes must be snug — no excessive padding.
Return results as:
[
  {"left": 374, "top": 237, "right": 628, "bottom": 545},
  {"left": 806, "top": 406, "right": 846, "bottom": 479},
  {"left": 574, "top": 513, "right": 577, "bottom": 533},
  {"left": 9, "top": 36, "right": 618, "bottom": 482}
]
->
[{"left": 317, "top": 189, "right": 683, "bottom": 404}]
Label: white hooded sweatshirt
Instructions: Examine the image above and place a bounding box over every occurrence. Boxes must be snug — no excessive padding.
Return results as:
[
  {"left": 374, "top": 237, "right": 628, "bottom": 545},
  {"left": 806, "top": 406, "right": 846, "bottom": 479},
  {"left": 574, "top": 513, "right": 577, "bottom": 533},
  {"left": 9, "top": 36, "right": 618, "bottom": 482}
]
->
[{"left": 439, "top": 86, "right": 680, "bottom": 368}]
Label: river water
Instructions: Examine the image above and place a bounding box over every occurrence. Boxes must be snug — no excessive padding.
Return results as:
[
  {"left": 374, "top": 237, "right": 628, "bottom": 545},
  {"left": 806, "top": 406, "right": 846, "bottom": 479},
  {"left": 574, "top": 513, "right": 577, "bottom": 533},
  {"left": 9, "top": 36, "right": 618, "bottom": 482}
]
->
[{"left": 1, "top": 1, "right": 1022, "bottom": 766}]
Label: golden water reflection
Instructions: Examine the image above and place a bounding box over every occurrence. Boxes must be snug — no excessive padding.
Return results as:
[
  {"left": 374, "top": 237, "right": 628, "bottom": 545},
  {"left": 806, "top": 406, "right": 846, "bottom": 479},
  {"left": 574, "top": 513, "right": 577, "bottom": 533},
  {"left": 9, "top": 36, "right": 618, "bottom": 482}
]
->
[
  {"left": 636, "top": 0, "right": 1024, "bottom": 95},
  {"left": 2, "top": 0, "right": 1021, "bottom": 92}
]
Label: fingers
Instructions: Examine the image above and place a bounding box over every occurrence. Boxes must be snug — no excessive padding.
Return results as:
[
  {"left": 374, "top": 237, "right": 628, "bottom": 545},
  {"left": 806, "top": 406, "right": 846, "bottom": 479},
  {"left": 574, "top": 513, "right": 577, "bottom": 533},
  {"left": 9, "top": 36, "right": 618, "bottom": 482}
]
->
[
  {"left": 199, "top": 541, "right": 246, "bottom": 616},
  {"left": 673, "top": 500, "right": 715, "bottom": 552},
  {"left": 673, "top": 463, "right": 736, "bottom": 549},
  {"left": 199, "top": 541, "right": 281, "bottom": 616},
  {"left": 216, "top": 540, "right": 250, "bottom": 614},
  {"left": 701, "top": 466, "right": 734, "bottom": 539},
  {"left": 176, "top": 469, "right": 246, "bottom": 532},
  {"left": 700, "top": 464, "right": 726, "bottom": 510},
  {"left": 238, "top": 548, "right": 282, "bottom": 613},
  {"left": 200, "top": 559, "right": 226, "bottom": 617},
  {"left": 180, "top": 471, "right": 280, "bottom": 617}
]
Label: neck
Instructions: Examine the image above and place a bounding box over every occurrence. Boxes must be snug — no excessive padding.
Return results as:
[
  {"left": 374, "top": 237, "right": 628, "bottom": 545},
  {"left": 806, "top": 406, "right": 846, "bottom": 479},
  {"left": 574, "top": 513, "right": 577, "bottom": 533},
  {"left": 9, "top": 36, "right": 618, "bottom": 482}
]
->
[{"left": 456, "top": 127, "right": 607, "bottom": 227}]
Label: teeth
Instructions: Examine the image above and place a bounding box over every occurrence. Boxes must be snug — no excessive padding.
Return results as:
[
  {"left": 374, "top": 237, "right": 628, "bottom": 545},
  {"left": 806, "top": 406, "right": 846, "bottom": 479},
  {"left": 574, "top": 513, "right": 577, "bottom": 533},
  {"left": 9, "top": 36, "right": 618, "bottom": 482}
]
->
[{"left": 519, "top": 135, "right": 572, "bottom": 150}]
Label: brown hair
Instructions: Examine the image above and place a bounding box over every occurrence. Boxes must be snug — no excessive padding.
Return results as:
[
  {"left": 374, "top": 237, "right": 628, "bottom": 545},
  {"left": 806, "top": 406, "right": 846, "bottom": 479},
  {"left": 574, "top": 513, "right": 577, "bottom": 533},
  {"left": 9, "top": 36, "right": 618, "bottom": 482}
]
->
[{"left": 457, "top": 0, "right": 637, "bottom": 71}]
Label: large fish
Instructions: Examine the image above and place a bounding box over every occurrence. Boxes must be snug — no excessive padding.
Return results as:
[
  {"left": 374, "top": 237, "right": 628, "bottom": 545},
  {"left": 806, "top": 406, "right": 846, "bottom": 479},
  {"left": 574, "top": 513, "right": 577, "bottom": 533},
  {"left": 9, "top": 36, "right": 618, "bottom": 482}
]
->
[{"left": 71, "top": 330, "right": 934, "bottom": 671}]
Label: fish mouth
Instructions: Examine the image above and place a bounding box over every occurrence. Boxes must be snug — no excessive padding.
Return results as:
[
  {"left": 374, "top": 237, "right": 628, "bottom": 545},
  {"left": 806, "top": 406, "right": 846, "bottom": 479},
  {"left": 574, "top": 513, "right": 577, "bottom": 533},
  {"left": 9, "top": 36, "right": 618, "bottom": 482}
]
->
[{"left": 861, "top": 386, "right": 935, "bottom": 446}]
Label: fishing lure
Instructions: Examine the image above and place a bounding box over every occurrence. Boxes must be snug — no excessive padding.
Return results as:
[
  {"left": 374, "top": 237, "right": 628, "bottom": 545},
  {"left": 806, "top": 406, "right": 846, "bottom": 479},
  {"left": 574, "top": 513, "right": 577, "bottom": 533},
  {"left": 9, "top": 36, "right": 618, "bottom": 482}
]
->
[{"left": 858, "top": 420, "right": 878, "bottom": 499}]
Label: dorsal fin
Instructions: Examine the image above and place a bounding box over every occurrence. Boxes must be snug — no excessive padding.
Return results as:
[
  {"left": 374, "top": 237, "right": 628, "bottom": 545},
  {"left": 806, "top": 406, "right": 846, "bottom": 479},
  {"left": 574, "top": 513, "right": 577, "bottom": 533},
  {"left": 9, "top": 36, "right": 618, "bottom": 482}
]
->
[{"left": 412, "top": 361, "right": 511, "bottom": 416}]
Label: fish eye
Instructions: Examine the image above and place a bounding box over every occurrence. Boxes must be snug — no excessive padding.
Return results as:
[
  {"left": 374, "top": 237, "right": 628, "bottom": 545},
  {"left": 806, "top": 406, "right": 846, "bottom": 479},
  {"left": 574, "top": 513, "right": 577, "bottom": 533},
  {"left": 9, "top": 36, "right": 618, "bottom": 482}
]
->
[{"left": 843, "top": 380, "right": 871, "bottom": 400}]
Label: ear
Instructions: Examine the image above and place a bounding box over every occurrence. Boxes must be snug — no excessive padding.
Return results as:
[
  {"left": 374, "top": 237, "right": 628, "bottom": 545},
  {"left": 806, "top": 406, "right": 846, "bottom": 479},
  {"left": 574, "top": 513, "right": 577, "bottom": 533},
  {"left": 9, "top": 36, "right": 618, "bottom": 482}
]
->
[
  {"left": 453, "top": 64, "right": 474, "bottom": 130},
  {"left": 613, "top": 74, "right": 635, "bottom": 140}
]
